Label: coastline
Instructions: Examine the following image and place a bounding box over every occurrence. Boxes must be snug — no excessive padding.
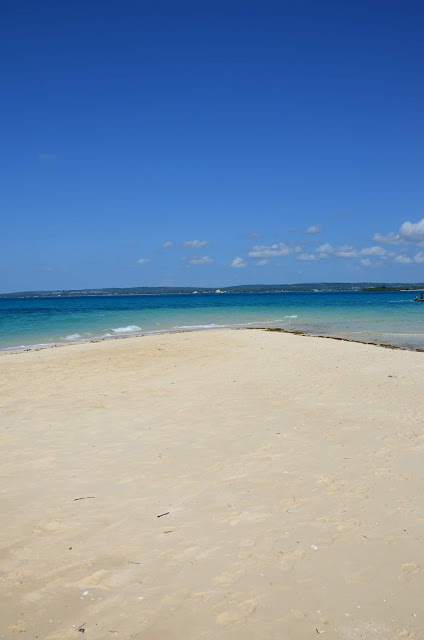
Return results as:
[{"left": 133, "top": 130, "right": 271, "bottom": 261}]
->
[
  {"left": 2, "top": 322, "right": 424, "bottom": 357},
  {"left": 1, "top": 328, "right": 424, "bottom": 638},
  {"left": 2, "top": 290, "right": 423, "bottom": 355}
]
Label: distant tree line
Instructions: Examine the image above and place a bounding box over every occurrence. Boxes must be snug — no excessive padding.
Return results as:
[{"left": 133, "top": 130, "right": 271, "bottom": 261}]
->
[{"left": 1, "top": 282, "right": 424, "bottom": 297}]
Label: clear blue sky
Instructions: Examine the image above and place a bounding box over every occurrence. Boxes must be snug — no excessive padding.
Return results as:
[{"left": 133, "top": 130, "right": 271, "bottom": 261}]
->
[{"left": 1, "top": 0, "right": 424, "bottom": 292}]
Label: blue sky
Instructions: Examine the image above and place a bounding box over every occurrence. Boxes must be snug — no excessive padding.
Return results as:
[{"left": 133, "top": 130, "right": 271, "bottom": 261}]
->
[{"left": 1, "top": 0, "right": 424, "bottom": 292}]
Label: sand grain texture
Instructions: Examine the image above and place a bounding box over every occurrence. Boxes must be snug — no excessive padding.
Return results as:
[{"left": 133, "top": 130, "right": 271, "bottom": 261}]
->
[{"left": 1, "top": 329, "right": 424, "bottom": 639}]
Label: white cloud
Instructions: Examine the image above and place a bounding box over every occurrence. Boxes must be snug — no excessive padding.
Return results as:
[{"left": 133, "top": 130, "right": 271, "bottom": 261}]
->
[
  {"left": 297, "top": 252, "right": 318, "bottom": 261},
  {"left": 137, "top": 258, "right": 151, "bottom": 264},
  {"left": 162, "top": 241, "right": 173, "bottom": 248},
  {"left": 400, "top": 219, "right": 424, "bottom": 243},
  {"left": 305, "top": 225, "right": 322, "bottom": 234},
  {"left": 373, "top": 218, "right": 424, "bottom": 246},
  {"left": 182, "top": 240, "right": 208, "bottom": 249},
  {"left": 334, "top": 247, "right": 358, "bottom": 258},
  {"left": 316, "top": 243, "right": 334, "bottom": 257},
  {"left": 358, "top": 246, "right": 386, "bottom": 257},
  {"left": 360, "top": 258, "right": 373, "bottom": 267},
  {"left": 188, "top": 256, "right": 214, "bottom": 265},
  {"left": 373, "top": 232, "right": 403, "bottom": 245},
  {"left": 230, "top": 257, "right": 247, "bottom": 268},
  {"left": 316, "top": 244, "right": 386, "bottom": 259},
  {"left": 393, "top": 251, "right": 424, "bottom": 264},
  {"left": 394, "top": 255, "right": 412, "bottom": 264},
  {"left": 248, "top": 242, "right": 297, "bottom": 258},
  {"left": 255, "top": 259, "right": 269, "bottom": 266}
]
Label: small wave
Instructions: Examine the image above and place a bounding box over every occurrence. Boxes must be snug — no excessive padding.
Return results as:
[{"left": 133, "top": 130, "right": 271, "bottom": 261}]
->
[
  {"left": 236, "top": 318, "right": 297, "bottom": 325},
  {"left": 112, "top": 325, "right": 141, "bottom": 333},
  {"left": 0, "top": 344, "right": 27, "bottom": 352},
  {"left": 174, "top": 318, "right": 298, "bottom": 330},
  {"left": 64, "top": 333, "right": 81, "bottom": 340},
  {"left": 174, "top": 323, "right": 226, "bottom": 329}
]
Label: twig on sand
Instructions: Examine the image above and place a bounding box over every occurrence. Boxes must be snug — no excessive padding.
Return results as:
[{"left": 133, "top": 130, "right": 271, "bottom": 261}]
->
[
  {"left": 74, "top": 497, "right": 95, "bottom": 501},
  {"left": 157, "top": 511, "right": 169, "bottom": 518}
]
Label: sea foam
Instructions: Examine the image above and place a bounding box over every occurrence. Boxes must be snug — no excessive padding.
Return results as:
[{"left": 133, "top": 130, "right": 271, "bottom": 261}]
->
[
  {"left": 174, "top": 323, "right": 228, "bottom": 329},
  {"left": 112, "top": 325, "right": 142, "bottom": 333}
]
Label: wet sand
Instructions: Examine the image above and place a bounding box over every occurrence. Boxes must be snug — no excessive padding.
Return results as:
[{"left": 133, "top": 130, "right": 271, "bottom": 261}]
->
[{"left": 1, "top": 329, "right": 424, "bottom": 639}]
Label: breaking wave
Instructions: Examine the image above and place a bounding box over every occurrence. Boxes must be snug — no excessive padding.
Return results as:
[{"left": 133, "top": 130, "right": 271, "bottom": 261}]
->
[{"left": 111, "top": 325, "right": 142, "bottom": 333}]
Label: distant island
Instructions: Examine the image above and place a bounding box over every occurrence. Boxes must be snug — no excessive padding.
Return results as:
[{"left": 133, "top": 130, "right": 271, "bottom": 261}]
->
[
  {"left": 1, "top": 283, "right": 424, "bottom": 297},
  {"left": 361, "top": 285, "right": 424, "bottom": 292}
]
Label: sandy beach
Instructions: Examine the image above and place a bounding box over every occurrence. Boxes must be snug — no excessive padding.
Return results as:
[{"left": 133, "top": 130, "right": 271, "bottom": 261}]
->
[{"left": 1, "top": 328, "right": 424, "bottom": 639}]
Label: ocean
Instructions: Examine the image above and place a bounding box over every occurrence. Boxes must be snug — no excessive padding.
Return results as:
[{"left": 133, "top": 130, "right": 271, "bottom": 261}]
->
[{"left": 0, "top": 290, "right": 423, "bottom": 352}]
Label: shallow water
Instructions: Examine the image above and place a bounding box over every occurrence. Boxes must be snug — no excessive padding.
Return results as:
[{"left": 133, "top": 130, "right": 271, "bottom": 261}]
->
[{"left": 1, "top": 291, "right": 424, "bottom": 351}]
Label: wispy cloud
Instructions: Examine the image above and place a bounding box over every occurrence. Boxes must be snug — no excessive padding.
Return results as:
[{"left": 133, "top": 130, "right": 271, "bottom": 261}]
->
[
  {"left": 373, "top": 233, "right": 402, "bottom": 245},
  {"left": 137, "top": 258, "right": 151, "bottom": 264},
  {"left": 230, "top": 257, "right": 247, "bottom": 268},
  {"left": 373, "top": 218, "right": 424, "bottom": 246},
  {"left": 316, "top": 243, "right": 333, "bottom": 257},
  {"left": 316, "top": 244, "right": 386, "bottom": 259},
  {"left": 248, "top": 242, "right": 300, "bottom": 258},
  {"left": 394, "top": 252, "right": 424, "bottom": 264},
  {"left": 182, "top": 240, "right": 208, "bottom": 249},
  {"left": 255, "top": 259, "right": 268, "bottom": 266},
  {"left": 247, "top": 232, "right": 262, "bottom": 238},
  {"left": 188, "top": 256, "right": 214, "bottom": 264},
  {"left": 393, "top": 255, "right": 412, "bottom": 264},
  {"left": 305, "top": 225, "right": 322, "bottom": 234},
  {"left": 126, "top": 242, "right": 139, "bottom": 248},
  {"left": 38, "top": 153, "right": 54, "bottom": 161},
  {"left": 359, "top": 246, "right": 387, "bottom": 257},
  {"left": 161, "top": 241, "right": 174, "bottom": 248},
  {"left": 297, "top": 252, "right": 319, "bottom": 261}
]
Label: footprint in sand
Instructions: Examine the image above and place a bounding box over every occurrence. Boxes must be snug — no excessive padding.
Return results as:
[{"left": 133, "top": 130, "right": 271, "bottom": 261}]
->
[
  {"left": 213, "top": 510, "right": 242, "bottom": 526},
  {"left": 213, "top": 569, "right": 245, "bottom": 587},
  {"left": 238, "top": 538, "right": 256, "bottom": 560},
  {"left": 399, "top": 562, "right": 421, "bottom": 583},
  {"left": 213, "top": 596, "right": 256, "bottom": 625},
  {"left": 279, "top": 549, "right": 305, "bottom": 572}
]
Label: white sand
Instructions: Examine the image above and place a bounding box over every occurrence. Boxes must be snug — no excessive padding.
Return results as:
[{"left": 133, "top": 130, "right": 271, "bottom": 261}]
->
[{"left": 1, "top": 329, "right": 424, "bottom": 639}]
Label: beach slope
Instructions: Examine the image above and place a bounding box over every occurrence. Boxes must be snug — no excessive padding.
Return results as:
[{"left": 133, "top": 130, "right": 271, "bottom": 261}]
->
[{"left": 1, "top": 329, "right": 424, "bottom": 639}]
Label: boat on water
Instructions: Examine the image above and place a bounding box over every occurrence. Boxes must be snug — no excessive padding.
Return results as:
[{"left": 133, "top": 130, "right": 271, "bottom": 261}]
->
[{"left": 413, "top": 293, "right": 424, "bottom": 301}]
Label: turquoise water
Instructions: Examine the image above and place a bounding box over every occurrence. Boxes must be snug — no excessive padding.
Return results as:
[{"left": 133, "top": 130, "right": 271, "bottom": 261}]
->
[{"left": 1, "top": 291, "right": 424, "bottom": 351}]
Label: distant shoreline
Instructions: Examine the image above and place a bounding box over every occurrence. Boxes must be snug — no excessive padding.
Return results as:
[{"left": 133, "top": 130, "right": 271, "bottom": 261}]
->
[
  {"left": 1, "top": 282, "right": 424, "bottom": 298},
  {"left": 2, "top": 289, "right": 424, "bottom": 299}
]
